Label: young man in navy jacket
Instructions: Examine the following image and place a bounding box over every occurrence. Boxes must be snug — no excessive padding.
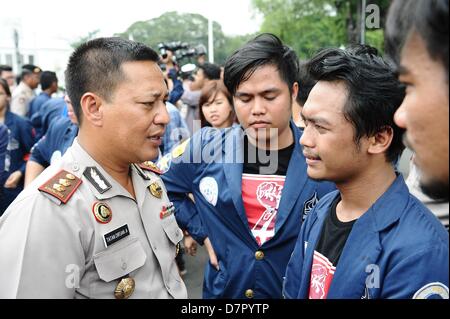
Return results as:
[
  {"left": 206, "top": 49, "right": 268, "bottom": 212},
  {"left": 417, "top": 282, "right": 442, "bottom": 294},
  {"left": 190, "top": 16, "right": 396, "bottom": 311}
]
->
[
  {"left": 283, "top": 46, "right": 448, "bottom": 299},
  {"left": 160, "top": 34, "right": 335, "bottom": 299}
]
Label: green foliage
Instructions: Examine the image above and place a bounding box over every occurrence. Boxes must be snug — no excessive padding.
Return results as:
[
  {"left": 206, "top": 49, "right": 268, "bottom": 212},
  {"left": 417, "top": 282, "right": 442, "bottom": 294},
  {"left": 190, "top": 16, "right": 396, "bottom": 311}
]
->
[
  {"left": 115, "top": 11, "right": 253, "bottom": 65},
  {"left": 253, "top": 0, "right": 390, "bottom": 58}
]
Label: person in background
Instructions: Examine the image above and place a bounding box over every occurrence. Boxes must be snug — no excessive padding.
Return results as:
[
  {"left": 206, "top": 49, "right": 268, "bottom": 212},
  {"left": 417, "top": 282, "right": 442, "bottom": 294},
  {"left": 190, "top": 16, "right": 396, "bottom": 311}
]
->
[
  {"left": 25, "top": 95, "right": 79, "bottom": 186},
  {"left": 0, "top": 65, "right": 16, "bottom": 92},
  {"left": 10, "top": 64, "right": 41, "bottom": 117},
  {"left": 292, "top": 60, "right": 316, "bottom": 129},
  {"left": 0, "top": 124, "right": 7, "bottom": 184},
  {"left": 27, "top": 71, "right": 58, "bottom": 120},
  {"left": 0, "top": 79, "right": 35, "bottom": 215},
  {"left": 199, "top": 80, "right": 236, "bottom": 129},
  {"left": 181, "top": 62, "right": 221, "bottom": 134}
]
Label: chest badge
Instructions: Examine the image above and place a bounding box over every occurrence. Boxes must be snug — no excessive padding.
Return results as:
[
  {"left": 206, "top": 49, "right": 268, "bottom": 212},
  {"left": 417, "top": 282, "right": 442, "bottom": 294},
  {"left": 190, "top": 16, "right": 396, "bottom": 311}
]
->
[
  {"left": 149, "top": 182, "right": 163, "bottom": 199},
  {"left": 114, "top": 276, "right": 135, "bottom": 299},
  {"left": 92, "top": 202, "right": 112, "bottom": 224}
]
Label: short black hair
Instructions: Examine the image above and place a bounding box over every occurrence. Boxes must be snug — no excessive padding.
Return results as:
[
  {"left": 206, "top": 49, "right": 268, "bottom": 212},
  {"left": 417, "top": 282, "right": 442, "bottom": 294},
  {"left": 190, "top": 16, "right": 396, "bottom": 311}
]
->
[
  {"left": 65, "top": 37, "right": 159, "bottom": 125},
  {"left": 40, "top": 71, "right": 58, "bottom": 91},
  {"left": 307, "top": 45, "right": 406, "bottom": 163},
  {"left": 297, "top": 60, "right": 316, "bottom": 106},
  {"left": 0, "top": 65, "right": 13, "bottom": 76},
  {"left": 21, "top": 64, "right": 41, "bottom": 80},
  {"left": 223, "top": 33, "right": 299, "bottom": 96},
  {"left": 386, "top": 0, "right": 449, "bottom": 75},
  {"left": 198, "top": 62, "right": 221, "bottom": 80}
]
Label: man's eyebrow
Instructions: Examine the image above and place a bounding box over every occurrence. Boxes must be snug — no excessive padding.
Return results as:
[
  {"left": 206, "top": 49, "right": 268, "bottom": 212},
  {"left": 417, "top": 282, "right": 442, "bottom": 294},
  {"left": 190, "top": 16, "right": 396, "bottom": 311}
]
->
[{"left": 301, "top": 113, "right": 332, "bottom": 126}]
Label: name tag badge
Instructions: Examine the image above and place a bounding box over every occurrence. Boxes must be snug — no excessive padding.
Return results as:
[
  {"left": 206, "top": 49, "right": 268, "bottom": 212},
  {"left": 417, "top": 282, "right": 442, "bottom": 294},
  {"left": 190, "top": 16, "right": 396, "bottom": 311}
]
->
[{"left": 103, "top": 224, "right": 130, "bottom": 248}]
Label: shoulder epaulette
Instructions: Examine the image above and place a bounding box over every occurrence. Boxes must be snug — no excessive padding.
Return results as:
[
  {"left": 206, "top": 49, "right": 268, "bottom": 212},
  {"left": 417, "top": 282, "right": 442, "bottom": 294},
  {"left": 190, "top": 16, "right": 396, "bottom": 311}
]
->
[
  {"left": 38, "top": 169, "right": 82, "bottom": 204},
  {"left": 139, "top": 161, "right": 163, "bottom": 175}
]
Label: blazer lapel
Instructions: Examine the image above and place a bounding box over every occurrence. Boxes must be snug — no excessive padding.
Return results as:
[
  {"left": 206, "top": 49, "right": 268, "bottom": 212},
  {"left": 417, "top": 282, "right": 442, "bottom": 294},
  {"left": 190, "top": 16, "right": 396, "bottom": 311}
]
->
[{"left": 327, "top": 211, "right": 382, "bottom": 299}]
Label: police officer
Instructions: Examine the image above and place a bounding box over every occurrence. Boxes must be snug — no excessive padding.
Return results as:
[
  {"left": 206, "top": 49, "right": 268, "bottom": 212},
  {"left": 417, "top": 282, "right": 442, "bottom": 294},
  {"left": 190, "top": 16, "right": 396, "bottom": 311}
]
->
[
  {"left": 0, "top": 37, "right": 187, "bottom": 299},
  {"left": 10, "top": 64, "right": 41, "bottom": 117}
]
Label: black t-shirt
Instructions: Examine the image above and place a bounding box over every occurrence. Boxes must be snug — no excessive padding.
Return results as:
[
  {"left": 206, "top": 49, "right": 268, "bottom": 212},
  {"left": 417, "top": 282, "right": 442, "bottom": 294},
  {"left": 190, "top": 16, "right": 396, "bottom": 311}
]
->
[
  {"left": 243, "top": 135, "right": 294, "bottom": 175},
  {"left": 241, "top": 132, "right": 295, "bottom": 245},
  {"left": 315, "top": 195, "right": 356, "bottom": 267}
]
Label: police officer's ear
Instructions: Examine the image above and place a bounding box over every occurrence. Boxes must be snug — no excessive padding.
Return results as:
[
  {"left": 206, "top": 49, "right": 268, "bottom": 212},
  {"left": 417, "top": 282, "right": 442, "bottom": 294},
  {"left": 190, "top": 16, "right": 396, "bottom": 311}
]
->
[
  {"left": 80, "top": 92, "right": 104, "bottom": 127},
  {"left": 367, "top": 126, "right": 394, "bottom": 156},
  {"left": 291, "top": 82, "right": 299, "bottom": 105}
]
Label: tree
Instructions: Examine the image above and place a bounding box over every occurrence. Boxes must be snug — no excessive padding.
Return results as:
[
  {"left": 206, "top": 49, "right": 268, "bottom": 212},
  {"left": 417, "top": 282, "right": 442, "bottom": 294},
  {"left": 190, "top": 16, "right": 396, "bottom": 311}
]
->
[
  {"left": 115, "top": 11, "right": 253, "bottom": 66},
  {"left": 252, "top": 0, "right": 391, "bottom": 58}
]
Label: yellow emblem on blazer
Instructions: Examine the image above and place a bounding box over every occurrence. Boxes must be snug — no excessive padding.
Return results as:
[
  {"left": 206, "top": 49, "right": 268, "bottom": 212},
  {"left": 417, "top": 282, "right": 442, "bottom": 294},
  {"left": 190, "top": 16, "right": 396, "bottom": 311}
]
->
[
  {"left": 114, "top": 277, "right": 135, "bottom": 299},
  {"left": 92, "top": 202, "right": 112, "bottom": 224}
]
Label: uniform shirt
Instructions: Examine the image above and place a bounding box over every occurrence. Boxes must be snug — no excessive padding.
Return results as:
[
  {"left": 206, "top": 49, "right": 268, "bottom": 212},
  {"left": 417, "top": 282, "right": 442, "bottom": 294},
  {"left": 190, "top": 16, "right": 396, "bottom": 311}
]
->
[
  {"left": 0, "top": 138, "right": 187, "bottom": 299},
  {"left": 283, "top": 174, "right": 449, "bottom": 299},
  {"left": 10, "top": 82, "right": 35, "bottom": 117},
  {"left": 30, "top": 116, "right": 78, "bottom": 168},
  {"left": 160, "top": 122, "right": 336, "bottom": 298},
  {"left": 27, "top": 92, "right": 51, "bottom": 120},
  {"left": 0, "top": 111, "right": 35, "bottom": 214}
]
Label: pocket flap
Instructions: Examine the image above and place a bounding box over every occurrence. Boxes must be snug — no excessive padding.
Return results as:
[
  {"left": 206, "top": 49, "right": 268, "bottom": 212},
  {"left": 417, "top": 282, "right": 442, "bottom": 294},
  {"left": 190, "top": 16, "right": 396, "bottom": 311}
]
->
[
  {"left": 94, "top": 237, "right": 147, "bottom": 282},
  {"left": 161, "top": 215, "right": 184, "bottom": 245}
]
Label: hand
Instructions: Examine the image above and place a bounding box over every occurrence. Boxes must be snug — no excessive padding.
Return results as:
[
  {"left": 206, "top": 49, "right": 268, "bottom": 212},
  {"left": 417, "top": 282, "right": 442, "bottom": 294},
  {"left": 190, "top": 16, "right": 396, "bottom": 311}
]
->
[
  {"left": 204, "top": 237, "right": 219, "bottom": 271},
  {"left": 184, "top": 234, "right": 198, "bottom": 256},
  {"left": 4, "top": 171, "right": 23, "bottom": 189}
]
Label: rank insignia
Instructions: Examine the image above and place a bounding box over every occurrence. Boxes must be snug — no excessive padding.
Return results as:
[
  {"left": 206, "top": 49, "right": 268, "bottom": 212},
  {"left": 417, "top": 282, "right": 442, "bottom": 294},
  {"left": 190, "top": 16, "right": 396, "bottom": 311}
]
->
[
  {"left": 92, "top": 202, "right": 112, "bottom": 224},
  {"left": 58, "top": 178, "right": 71, "bottom": 187},
  {"left": 38, "top": 170, "right": 82, "bottom": 204},
  {"left": 115, "top": 276, "right": 135, "bottom": 299},
  {"left": 139, "top": 161, "right": 162, "bottom": 175},
  {"left": 149, "top": 182, "right": 163, "bottom": 199},
  {"left": 83, "top": 167, "right": 112, "bottom": 194},
  {"left": 160, "top": 202, "right": 175, "bottom": 219}
]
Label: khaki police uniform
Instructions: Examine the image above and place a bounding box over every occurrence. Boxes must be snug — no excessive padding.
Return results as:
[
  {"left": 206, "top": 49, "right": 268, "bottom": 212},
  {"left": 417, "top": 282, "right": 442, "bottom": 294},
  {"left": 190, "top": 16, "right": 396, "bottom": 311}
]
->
[
  {"left": 0, "top": 138, "right": 187, "bottom": 299},
  {"left": 10, "top": 82, "right": 35, "bottom": 117}
]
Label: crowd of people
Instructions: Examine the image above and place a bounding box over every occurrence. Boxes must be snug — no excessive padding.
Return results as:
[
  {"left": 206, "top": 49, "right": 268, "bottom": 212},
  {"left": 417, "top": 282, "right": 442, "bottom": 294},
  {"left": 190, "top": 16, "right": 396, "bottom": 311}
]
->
[{"left": 0, "top": 0, "right": 448, "bottom": 299}]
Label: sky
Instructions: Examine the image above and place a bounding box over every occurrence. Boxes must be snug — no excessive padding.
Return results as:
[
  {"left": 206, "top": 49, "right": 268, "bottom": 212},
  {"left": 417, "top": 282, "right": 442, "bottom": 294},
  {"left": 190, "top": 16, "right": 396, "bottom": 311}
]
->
[{"left": 1, "top": 0, "right": 263, "bottom": 48}]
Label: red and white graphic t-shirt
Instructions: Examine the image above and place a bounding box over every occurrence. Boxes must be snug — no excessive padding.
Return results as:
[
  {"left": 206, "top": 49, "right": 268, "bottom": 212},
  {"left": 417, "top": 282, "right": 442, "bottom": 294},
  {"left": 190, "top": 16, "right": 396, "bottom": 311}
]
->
[
  {"left": 309, "top": 251, "right": 336, "bottom": 299},
  {"left": 242, "top": 173, "right": 286, "bottom": 246}
]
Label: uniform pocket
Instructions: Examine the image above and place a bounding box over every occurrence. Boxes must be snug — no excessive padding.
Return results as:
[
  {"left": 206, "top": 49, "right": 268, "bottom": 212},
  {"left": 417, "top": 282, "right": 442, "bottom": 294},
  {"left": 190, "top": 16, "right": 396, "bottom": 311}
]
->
[
  {"left": 161, "top": 214, "right": 183, "bottom": 245},
  {"left": 93, "top": 237, "right": 147, "bottom": 282}
]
